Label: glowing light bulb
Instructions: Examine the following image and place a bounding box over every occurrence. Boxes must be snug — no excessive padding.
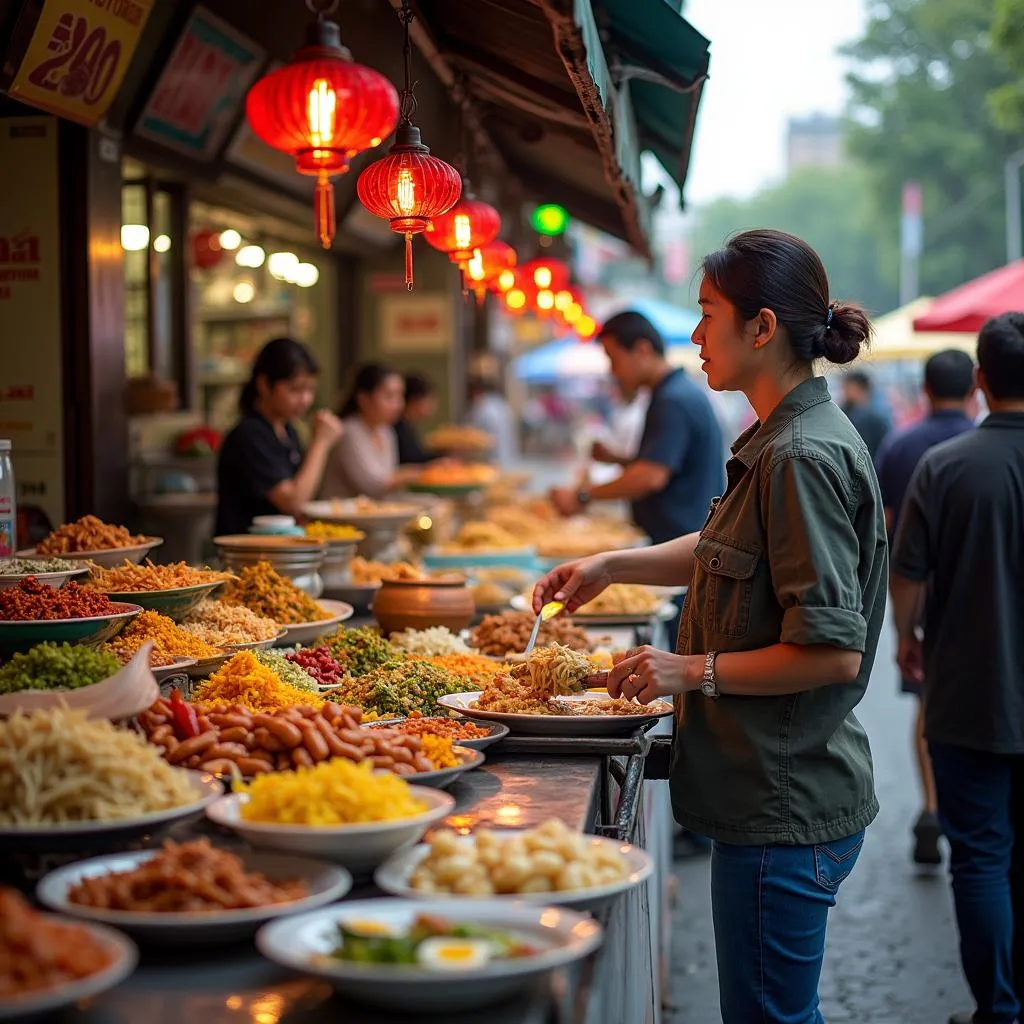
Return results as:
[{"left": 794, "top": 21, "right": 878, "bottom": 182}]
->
[
  {"left": 236, "top": 245, "right": 265, "bottom": 268},
  {"left": 153, "top": 234, "right": 171, "bottom": 253},
  {"left": 534, "top": 266, "right": 553, "bottom": 289},
  {"left": 219, "top": 229, "right": 241, "bottom": 250},
  {"left": 536, "top": 289, "right": 555, "bottom": 311},
  {"left": 120, "top": 224, "right": 150, "bottom": 251},
  {"left": 308, "top": 79, "right": 336, "bottom": 146},
  {"left": 555, "top": 290, "right": 573, "bottom": 311},
  {"left": 268, "top": 251, "right": 299, "bottom": 281},
  {"left": 506, "top": 288, "right": 527, "bottom": 310},
  {"left": 396, "top": 168, "right": 416, "bottom": 215},
  {"left": 565, "top": 302, "right": 583, "bottom": 324},
  {"left": 454, "top": 213, "right": 472, "bottom": 251},
  {"left": 466, "top": 249, "right": 486, "bottom": 282},
  {"left": 233, "top": 281, "right": 255, "bottom": 303},
  {"left": 293, "top": 262, "right": 319, "bottom": 287},
  {"left": 497, "top": 269, "right": 516, "bottom": 292}
]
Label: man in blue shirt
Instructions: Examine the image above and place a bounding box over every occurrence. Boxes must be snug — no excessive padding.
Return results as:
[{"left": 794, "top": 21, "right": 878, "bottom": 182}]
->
[
  {"left": 550, "top": 310, "right": 725, "bottom": 615},
  {"left": 875, "top": 348, "right": 976, "bottom": 865}
]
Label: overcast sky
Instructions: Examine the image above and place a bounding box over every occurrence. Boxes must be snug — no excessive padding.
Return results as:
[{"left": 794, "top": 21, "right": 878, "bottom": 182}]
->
[{"left": 682, "top": 0, "right": 868, "bottom": 205}]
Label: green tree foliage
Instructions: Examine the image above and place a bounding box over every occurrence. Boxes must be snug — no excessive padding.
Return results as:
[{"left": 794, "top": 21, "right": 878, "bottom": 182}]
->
[
  {"left": 688, "top": 165, "right": 899, "bottom": 316},
  {"left": 843, "top": 0, "right": 1017, "bottom": 296},
  {"left": 990, "top": 0, "right": 1024, "bottom": 131}
]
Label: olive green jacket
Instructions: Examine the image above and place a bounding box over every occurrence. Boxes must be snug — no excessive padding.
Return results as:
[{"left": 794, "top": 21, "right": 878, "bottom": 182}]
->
[{"left": 671, "top": 377, "right": 886, "bottom": 845}]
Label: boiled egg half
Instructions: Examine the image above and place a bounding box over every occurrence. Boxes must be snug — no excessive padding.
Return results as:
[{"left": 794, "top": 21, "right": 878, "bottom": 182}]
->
[{"left": 416, "top": 937, "right": 493, "bottom": 971}]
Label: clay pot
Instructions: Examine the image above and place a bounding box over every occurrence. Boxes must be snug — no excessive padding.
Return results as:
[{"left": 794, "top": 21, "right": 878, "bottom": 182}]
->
[{"left": 372, "top": 575, "right": 475, "bottom": 635}]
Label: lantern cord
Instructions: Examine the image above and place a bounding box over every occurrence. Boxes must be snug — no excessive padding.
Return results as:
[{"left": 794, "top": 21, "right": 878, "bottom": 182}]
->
[
  {"left": 404, "top": 232, "right": 415, "bottom": 290},
  {"left": 397, "top": 0, "right": 418, "bottom": 126}
]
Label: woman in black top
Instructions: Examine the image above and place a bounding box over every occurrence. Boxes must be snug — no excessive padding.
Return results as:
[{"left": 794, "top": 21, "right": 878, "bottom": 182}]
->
[
  {"left": 394, "top": 373, "right": 438, "bottom": 465},
  {"left": 215, "top": 338, "right": 343, "bottom": 535}
]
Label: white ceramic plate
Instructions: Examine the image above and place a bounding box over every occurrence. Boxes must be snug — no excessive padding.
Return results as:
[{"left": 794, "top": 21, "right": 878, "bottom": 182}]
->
[
  {"left": 255, "top": 899, "right": 603, "bottom": 1013},
  {"left": 375, "top": 832, "right": 655, "bottom": 914},
  {"left": 405, "top": 745, "right": 485, "bottom": 789},
  {"left": 37, "top": 849, "right": 352, "bottom": 943},
  {"left": 205, "top": 787, "right": 455, "bottom": 874},
  {"left": 18, "top": 538, "right": 163, "bottom": 569},
  {"left": 278, "top": 600, "right": 354, "bottom": 647},
  {"left": 436, "top": 691, "right": 673, "bottom": 736},
  {"left": 302, "top": 500, "right": 421, "bottom": 532},
  {"left": 0, "top": 770, "right": 222, "bottom": 852},
  {"left": 0, "top": 915, "right": 137, "bottom": 1021},
  {"left": 365, "top": 719, "right": 510, "bottom": 752},
  {"left": 151, "top": 656, "right": 198, "bottom": 682}
]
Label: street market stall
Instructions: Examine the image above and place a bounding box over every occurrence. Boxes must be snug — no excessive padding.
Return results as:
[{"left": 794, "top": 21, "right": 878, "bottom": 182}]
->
[{"left": 0, "top": 494, "right": 676, "bottom": 1024}]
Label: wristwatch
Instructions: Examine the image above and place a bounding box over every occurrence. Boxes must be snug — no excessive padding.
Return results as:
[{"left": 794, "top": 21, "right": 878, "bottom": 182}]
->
[
  {"left": 576, "top": 488, "right": 591, "bottom": 508},
  {"left": 700, "top": 651, "right": 720, "bottom": 699}
]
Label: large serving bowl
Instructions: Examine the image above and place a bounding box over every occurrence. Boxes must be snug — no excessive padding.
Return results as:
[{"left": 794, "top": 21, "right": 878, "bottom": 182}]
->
[
  {"left": 0, "top": 563, "right": 90, "bottom": 592},
  {"left": 0, "top": 602, "right": 142, "bottom": 657},
  {"left": 319, "top": 537, "right": 362, "bottom": 589},
  {"left": 371, "top": 575, "right": 475, "bottom": 635},
  {"left": 0, "top": 916, "right": 138, "bottom": 1022},
  {"left": 277, "top": 599, "right": 353, "bottom": 647},
  {"left": 0, "top": 644, "right": 158, "bottom": 720},
  {"left": 212, "top": 535, "right": 326, "bottom": 597},
  {"left": 205, "top": 787, "right": 455, "bottom": 874},
  {"left": 255, "top": 899, "right": 603, "bottom": 1013},
  {"left": 18, "top": 538, "right": 163, "bottom": 569},
  {"left": 37, "top": 849, "right": 353, "bottom": 944},
  {"left": 102, "top": 579, "right": 231, "bottom": 622},
  {"left": 0, "top": 770, "right": 222, "bottom": 853}
]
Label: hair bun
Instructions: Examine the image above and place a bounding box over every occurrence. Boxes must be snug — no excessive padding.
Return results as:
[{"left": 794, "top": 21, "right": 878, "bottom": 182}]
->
[{"left": 816, "top": 301, "right": 872, "bottom": 364}]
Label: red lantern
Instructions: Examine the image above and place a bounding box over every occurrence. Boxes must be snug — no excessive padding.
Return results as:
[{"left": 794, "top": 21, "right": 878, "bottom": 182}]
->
[
  {"left": 425, "top": 190, "right": 501, "bottom": 268},
  {"left": 465, "top": 240, "right": 516, "bottom": 300},
  {"left": 246, "top": 15, "right": 400, "bottom": 249},
  {"left": 519, "top": 257, "right": 570, "bottom": 293},
  {"left": 192, "top": 229, "right": 223, "bottom": 270},
  {"left": 357, "top": 125, "right": 461, "bottom": 288}
]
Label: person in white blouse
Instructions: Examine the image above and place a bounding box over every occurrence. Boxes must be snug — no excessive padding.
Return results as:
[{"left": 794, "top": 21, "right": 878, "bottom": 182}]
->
[{"left": 321, "top": 363, "right": 429, "bottom": 499}]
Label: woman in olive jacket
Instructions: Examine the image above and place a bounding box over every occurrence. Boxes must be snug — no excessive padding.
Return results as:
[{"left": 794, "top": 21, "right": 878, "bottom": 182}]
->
[{"left": 535, "top": 229, "right": 887, "bottom": 1024}]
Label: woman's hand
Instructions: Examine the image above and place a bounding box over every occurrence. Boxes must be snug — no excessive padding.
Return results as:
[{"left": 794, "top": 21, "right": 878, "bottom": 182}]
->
[
  {"left": 312, "top": 410, "right": 344, "bottom": 446},
  {"left": 593, "top": 646, "right": 701, "bottom": 704},
  {"left": 532, "top": 555, "right": 614, "bottom": 614}
]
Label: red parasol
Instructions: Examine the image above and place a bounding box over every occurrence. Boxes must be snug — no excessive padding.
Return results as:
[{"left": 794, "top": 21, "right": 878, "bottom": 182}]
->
[{"left": 913, "top": 260, "right": 1024, "bottom": 333}]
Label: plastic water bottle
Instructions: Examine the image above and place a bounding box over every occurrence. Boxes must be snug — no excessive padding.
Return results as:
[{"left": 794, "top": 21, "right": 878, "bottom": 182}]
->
[{"left": 0, "top": 440, "right": 15, "bottom": 557}]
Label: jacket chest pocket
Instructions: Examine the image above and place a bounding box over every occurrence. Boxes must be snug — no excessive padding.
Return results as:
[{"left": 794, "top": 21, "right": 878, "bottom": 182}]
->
[{"left": 694, "top": 536, "right": 760, "bottom": 638}]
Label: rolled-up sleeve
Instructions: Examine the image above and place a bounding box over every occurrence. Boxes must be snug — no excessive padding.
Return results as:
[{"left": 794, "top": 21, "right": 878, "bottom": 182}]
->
[
  {"left": 891, "top": 458, "right": 933, "bottom": 582},
  {"left": 764, "top": 454, "right": 867, "bottom": 651}
]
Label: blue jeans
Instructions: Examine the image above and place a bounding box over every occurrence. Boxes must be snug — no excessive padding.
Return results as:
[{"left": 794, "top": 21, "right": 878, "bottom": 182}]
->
[
  {"left": 710, "top": 830, "right": 865, "bottom": 1023},
  {"left": 930, "top": 741, "right": 1024, "bottom": 1024}
]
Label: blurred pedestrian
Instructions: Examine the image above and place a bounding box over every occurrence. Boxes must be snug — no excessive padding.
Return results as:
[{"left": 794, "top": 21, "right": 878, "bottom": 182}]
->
[
  {"left": 891, "top": 314, "right": 1024, "bottom": 1024},
  {"left": 842, "top": 369, "right": 890, "bottom": 457},
  {"left": 875, "top": 349, "right": 976, "bottom": 865},
  {"left": 467, "top": 377, "right": 517, "bottom": 467},
  {"left": 394, "top": 373, "right": 437, "bottom": 465}
]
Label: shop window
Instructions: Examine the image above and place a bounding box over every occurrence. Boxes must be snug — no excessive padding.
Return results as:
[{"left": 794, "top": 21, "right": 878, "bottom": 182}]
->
[{"left": 189, "top": 203, "right": 336, "bottom": 432}]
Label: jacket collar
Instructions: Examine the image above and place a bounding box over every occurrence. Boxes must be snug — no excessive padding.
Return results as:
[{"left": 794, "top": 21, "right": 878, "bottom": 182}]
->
[{"left": 730, "top": 376, "right": 832, "bottom": 468}]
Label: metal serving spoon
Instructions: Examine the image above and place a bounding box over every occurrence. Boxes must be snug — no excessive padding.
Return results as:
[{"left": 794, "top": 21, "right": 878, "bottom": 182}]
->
[{"left": 524, "top": 600, "right": 565, "bottom": 656}]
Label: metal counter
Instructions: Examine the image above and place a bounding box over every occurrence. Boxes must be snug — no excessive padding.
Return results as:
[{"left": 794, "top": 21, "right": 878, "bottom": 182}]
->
[{"left": 19, "top": 751, "right": 665, "bottom": 1024}]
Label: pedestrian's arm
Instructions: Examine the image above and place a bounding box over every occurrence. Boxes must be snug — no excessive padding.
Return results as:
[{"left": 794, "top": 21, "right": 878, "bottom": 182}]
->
[
  {"left": 267, "top": 436, "right": 334, "bottom": 514},
  {"left": 889, "top": 459, "right": 933, "bottom": 640},
  {"left": 584, "top": 460, "right": 670, "bottom": 502},
  {"left": 890, "top": 574, "right": 925, "bottom": 641}
]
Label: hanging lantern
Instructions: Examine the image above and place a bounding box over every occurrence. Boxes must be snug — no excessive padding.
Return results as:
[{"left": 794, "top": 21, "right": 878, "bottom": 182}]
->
[
  {"left": 519, "top": 257, "right": 570, "bottom": 293},
  {"left": 192, "top": 229, "right": 224, "bottom": 270},
  {"left": 356, "top": 1, "right": 461, "bottom": 288},
  {"left": 425, "top": 188, "right": 501, "bottom": 268},
  {"left": 465, "top": 240, "right": 516, "bottom": 300},
  {"left": 246, "top": 2, "right": 400, "bottom": 249}
]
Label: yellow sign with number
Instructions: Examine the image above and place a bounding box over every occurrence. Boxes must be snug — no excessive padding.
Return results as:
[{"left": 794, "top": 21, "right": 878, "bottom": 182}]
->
[{"left": 7, "top": 0, "right": 154, "bottom": 127}]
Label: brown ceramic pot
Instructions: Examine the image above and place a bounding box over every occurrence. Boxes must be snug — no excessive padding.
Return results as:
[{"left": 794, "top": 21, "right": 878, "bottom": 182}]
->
[{"left": 371, "top": 575, "right": 476, "bottom": 635}]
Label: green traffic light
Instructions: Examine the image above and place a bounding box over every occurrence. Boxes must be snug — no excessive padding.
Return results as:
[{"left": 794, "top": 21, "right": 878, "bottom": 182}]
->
[{"left": 531, "top": 203, "right": 570, "bottom": 236}]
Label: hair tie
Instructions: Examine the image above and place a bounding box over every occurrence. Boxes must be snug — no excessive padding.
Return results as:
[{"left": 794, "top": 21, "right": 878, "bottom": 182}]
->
[{"left": 825, "top": 304, "right": 835, "bottom": 331}]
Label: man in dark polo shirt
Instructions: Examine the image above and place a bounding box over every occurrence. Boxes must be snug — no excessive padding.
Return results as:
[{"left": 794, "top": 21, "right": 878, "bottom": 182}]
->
[
  {"left": 550, "top": 310, "right": 725, "bottom": 551},
  {"left": 891, "top": 313, "right": 1024, "bottom": 1024},
  {"left": 875, "top": 349, "right": 976, "bottom": 865}
]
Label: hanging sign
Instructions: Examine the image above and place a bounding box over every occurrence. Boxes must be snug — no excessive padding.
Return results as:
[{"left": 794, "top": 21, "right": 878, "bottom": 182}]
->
[
  {"left": 6, "top": 0, "right": 153, "bottom": 127},
  {"left": 135, "top": 6, "right": 264, "bottom": 160}
]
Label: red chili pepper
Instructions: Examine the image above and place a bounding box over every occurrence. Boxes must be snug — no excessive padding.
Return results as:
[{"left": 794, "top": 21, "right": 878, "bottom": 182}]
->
[{"left": 168, "top": 687, "right": 200, "bottom": 740}]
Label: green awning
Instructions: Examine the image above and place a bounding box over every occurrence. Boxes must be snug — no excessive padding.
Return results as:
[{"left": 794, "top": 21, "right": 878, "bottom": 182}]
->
[{"left": 592, "top": 0, "right": 710, "bottom": 198}]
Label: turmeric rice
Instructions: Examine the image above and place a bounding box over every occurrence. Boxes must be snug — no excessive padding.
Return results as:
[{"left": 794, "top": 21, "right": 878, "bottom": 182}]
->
[{"left": 193, "top": 650, "right": 324, "bottom": 713}]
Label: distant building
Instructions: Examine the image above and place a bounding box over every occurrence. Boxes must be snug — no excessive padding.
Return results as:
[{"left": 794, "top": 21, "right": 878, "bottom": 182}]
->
[{"left": 786, "top": 115, "right": 844, "bottom": 174}]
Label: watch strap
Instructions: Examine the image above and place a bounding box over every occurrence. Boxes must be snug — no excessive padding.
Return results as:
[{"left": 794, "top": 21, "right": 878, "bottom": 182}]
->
[{"left": 701, "top": 650, "right": 719, "bottom": 699}]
